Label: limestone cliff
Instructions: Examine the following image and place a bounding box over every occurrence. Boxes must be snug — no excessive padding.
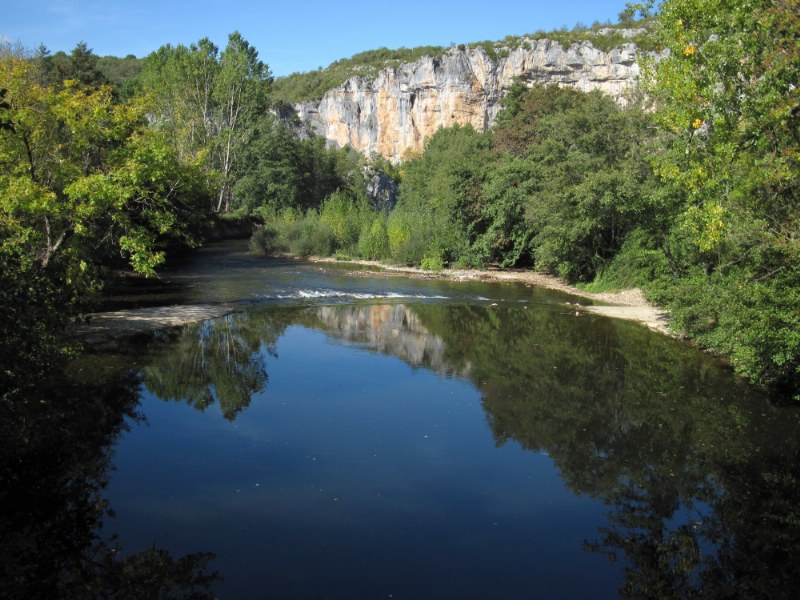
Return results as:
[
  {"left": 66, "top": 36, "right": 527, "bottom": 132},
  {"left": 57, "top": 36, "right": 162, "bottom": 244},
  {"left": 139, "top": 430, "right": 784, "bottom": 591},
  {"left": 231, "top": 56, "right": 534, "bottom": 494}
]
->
[{"left": 295, "top": 37, "right": 643, "bottom": 162}]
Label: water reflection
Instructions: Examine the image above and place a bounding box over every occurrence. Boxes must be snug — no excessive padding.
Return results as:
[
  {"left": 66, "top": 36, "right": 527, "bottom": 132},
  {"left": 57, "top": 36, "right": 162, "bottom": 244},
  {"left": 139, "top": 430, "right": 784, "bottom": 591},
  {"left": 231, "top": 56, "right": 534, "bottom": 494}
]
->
[
  {"left": 141, "top": 312, "right": 283, "bottom": 420},
  {"left": 315, "top": 304, "right": 467, "bottom": 377},
  {"left": 0, "top": 357, "right": 221, "bottom": 598},
  {"left": 134, "top": 303, "right": 800, "bottom": 597}
]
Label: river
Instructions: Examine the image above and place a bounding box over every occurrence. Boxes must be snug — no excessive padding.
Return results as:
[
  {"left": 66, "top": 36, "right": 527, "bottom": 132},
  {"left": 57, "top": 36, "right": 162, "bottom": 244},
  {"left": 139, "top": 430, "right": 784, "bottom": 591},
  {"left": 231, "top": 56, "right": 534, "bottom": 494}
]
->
[{"left": 5, "top": 239, "right": 800, "bottom": 599}]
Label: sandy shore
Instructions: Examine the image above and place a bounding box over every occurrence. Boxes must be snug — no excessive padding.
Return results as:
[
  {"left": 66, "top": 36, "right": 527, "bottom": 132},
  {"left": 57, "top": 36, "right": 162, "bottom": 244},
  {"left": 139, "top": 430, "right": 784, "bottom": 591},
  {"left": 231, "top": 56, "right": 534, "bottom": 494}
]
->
[{"left": 312, "top": 257, "right": 674, "bottom": 337}]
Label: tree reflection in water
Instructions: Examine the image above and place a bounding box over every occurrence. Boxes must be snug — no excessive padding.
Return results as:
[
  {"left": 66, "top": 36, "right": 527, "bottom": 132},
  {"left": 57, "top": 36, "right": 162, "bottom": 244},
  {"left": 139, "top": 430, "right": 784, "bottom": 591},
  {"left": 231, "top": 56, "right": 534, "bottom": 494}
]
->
[
  {"left": 413, "top": 303, "right": 800, "bottom": 599},
  {"left": 141, "top": 311, "right": 291, "bottom": 420},
  {"left": 0, "top": 354, "right": 221, "bottom": 598},
  {"left": 136, "top": 303, "right": 800, "bottom": 597}
]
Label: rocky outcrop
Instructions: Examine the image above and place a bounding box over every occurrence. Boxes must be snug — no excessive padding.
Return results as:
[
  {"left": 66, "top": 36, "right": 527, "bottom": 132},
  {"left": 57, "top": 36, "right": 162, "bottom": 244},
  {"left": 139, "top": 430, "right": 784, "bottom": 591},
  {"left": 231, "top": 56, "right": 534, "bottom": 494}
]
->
[
  {"left": 362, "top": 166, "right": 398, "bottom": 211},
  {"left": 295, "top": 37, "right": 644, "bottom": 162}
]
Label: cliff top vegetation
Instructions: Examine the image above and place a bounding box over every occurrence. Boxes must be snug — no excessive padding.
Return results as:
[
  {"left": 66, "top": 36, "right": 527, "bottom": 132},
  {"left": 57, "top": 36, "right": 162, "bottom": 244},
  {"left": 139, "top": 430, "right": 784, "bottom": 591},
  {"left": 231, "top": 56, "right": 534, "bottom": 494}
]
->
[{"left": 271, "top": 18, "right": 654, "bottom": 105}]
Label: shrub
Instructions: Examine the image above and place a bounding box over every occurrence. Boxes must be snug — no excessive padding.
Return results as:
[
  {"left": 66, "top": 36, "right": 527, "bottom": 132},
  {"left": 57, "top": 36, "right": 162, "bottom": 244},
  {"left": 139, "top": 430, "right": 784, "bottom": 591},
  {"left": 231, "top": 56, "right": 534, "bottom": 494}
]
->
[
  {"left": 421, "top": 247, "right": 446, "bottom": 271},
  {"left": 249, "top": 226, "right": 282, "bottom": 256},
  {"left": 357, "top": 215, "right": 389, "bottom": 260},
  {"left": 319, "top": 190, "right": 367, "bottom": 253}
]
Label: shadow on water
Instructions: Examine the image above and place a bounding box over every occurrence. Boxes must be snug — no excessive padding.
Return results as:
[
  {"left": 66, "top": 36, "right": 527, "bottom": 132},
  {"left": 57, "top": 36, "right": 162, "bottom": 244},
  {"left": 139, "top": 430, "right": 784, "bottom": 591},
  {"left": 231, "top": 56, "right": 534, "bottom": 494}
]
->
[
  {"left": 115, "top": 301, "right": 800, "bottom": 598},
  {"left": 0, "top": 356, "right": 221, "bottom": 599}
]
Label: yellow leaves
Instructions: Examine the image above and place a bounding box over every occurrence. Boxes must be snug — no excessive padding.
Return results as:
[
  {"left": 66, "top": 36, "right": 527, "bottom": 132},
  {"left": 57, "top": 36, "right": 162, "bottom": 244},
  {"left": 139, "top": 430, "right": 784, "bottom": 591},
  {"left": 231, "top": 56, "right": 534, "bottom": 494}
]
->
[
  {"left": 0, "top": 176, "right": 56, "bottom": 215},
  {"left": 65, "top": 173, "right": 124, "bottom": 219},
  {"left": 654, "top": 160, "right": 683, "bottom": 182},
  {"left": 684, "top": 202, "right": 726, "bottom": 252},
  {"left": 692, "top": 118, "right": 704, "bottom": 129}
]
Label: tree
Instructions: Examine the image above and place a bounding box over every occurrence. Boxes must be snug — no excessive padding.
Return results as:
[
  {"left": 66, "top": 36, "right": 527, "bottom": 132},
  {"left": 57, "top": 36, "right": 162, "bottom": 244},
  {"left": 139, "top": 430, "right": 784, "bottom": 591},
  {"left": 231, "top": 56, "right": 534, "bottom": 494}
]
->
[
  {"left": 0, "top": 51, "right": 208, "bottom": 288},
  {"left": 213, "top": 32, "right": 272, "bottom": 212},
  {"left": 397, "top": 124, "right": 490, "bottom": 265},
  {"left": 633, "top": 0, "right": 800, "bottom": 395},
  {"left": 68, "top": 41, "right": 106, "bottom": 86},
  {"left": 140, "top": 32, "right": 272, "bottom": 213},
  {"left": 140, "top": 39, "right": 220, "bottom": 166}
]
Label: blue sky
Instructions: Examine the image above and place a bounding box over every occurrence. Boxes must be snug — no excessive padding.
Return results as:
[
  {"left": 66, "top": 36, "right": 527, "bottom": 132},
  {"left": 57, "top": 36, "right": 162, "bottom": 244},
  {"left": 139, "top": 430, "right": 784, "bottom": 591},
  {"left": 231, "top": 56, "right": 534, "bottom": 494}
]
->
[{"left": 3, "top": 1, "right": 632, "bottom": 77}]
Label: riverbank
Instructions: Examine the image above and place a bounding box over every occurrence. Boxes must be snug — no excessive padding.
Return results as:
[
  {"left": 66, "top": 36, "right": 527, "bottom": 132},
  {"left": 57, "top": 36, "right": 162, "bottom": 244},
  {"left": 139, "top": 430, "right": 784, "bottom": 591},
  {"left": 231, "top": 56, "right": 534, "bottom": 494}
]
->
[
  {"left": 310, "top": 256, "right": 674, "bottom": 336},
  {"left": 75, "top": 242, "right": 673, "bottom": 342}
]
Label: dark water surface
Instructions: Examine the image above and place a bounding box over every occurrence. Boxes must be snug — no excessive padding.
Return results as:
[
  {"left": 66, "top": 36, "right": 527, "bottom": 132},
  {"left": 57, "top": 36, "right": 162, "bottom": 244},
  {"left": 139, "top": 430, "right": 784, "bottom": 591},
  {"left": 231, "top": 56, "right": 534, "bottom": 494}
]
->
[{"left": 6, "top": 240, "right": 800, "bottom": 599}]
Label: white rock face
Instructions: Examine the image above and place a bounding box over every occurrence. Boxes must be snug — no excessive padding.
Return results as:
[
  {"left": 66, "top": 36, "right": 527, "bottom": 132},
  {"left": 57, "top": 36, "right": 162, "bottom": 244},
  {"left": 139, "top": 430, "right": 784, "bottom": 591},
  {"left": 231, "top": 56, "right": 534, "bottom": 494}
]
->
[{"left": 295, "top": 39, "right": 644, "bottom": 162}]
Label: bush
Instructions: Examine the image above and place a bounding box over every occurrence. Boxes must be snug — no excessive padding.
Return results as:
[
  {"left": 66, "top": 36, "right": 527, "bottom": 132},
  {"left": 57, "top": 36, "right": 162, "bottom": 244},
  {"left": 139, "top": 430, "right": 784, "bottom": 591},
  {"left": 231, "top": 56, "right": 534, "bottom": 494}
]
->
[
  {"left": 660, "top": 269, "right": 800, "bottom": 400},
  {"left": 319, "top": 190, "right": 367, "bottom": 253},
  {"left": 387, "top": 206, "right": 431, "bottom": 265},
  {"left": 281, "top": 211, "right": 335, "bottom": 257},
  {"left": 421, "top": 247, "right": 446, "bottom": 271},
  {"left": 249, "top": 226, "right": 282, "bottom": 256},
  {"left": 357, "top": 215, "right": 389, "bottom": 260},
  {"left": 592, "top": 229, "right": 672, "bottom": 290}
]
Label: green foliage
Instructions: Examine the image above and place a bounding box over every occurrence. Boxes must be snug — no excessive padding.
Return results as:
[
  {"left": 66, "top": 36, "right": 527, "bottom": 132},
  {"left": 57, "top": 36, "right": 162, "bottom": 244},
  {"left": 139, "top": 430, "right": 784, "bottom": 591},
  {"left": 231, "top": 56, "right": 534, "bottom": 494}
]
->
[
  {"left": 68, "top": 41, "right": 106, "bottom": 86},
  {"left": 320, "top": 189, "right": 370, "bottom": 251},
  {"left": 0, "top": 222, "right": 71, "bottom": 396},
  {"left": 631, "top": 0, "right": 800, "bottom": 397},
  {"left": 420, "top": 247, "right": 446, "bottom": 271},
  {"left": 232, "top": 118, "right": 364, "bottom": 216},
  {"left": 520, "top": 20, "right": 658, "bottom": 53},
  {"left": 357, "top": 214, "right": 390, "bottom": 260},
  {"left": 386, "top": 205, "right": 435, "bottom": 265},
  {"left": 590, "top": 228, "right": 672, "bottom": 290},
  {"left": 397, "top": 124, "right": 490, "bottom": 266},
  {"left": 96, "top": 53, "right": 142, "bottom": 92},
  {"left": 249, "top": 225, "right": 280, "bottom": 255},
  {"left": 0, "top": 52, "right": 209, "bottom": 288},
  {"left": 524, "top": 93, "right": 656, "bottom": 280},
  {"left": 139, "top": 32, "right": 272, "bottom": 212}
]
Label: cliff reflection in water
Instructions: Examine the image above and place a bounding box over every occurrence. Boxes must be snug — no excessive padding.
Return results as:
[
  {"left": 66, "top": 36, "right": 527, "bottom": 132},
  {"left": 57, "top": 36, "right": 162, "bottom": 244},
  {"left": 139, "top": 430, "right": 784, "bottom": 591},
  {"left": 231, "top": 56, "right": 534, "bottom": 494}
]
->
[
  {"left": 139, "top": 303, "right": 800, "bottom": 597},
  {"left": 315, "top": 304, "right": 468, "bottom": 378}
]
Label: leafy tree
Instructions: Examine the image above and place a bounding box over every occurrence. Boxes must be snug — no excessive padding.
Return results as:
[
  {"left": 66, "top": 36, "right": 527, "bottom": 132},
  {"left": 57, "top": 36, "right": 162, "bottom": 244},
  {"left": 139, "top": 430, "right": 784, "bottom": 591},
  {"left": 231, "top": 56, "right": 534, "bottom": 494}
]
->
[
  {"left": 632, "top": 0, "right": 800, "bottom": 396},
  {"left": 397, "top": 124, "right": 490, "bottom": 265},
  {"left": 96, "top": 53, "right": 143, "bottom": 95},
  {"left": 232, "top": 117, "right": 358, "bottom": 215},
  {"left": 68, "top": 41, "right": 106, "bottom": 87},
  {"left": 140, "top": 39, "right": 220, "bottom": 167},
  {"left": 232, "top": 117, "right": 303, "bottom": 212},
  {"left": 213, "top": 32, "right": 272, "bottom": 212},
  {"left": 0, "top": 50, "right": 208, "bottom": 289},
  {"left": 140, "top": 32, "right": 272, "bottom": 213}
]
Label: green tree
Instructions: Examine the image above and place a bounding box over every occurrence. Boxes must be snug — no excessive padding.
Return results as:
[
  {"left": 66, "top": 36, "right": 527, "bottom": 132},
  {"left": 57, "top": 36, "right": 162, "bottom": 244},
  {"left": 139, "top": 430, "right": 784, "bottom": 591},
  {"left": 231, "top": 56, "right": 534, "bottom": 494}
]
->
[
  {"left": 140, "top": 39, "right": 220, "bottom": 167},
  {"left": 0, "top": 51, "right": 208, "bottom": 288},
  {"left": 140, "top": 32, "right": 272, "bottom": 213},
  {"left": 232, "top": 117, "right": 303, "bottom": 212},
  {"left": 68, "top": 41, "right": 106, "bottom": 87},
  {"left": 397, "top": 124, "right": 490, "bottom": 265},
  {"left": 477, "top": 86, "right": 656, "bottom": 277},
  {"left": 633, "top": 0, "right": 800, "bottom": 395},
  {"left": 213, "top": 32, "right": 272, "bottom": 212}
]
